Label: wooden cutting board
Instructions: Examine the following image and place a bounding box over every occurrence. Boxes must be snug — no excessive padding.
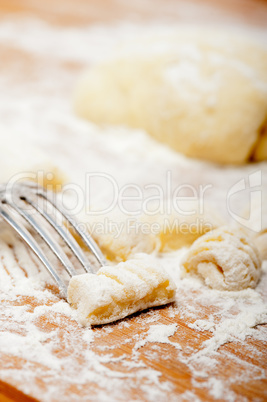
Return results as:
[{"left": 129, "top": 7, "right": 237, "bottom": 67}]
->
[
  {"left": 0, "top": 0, "right": 267, "bottom": 401},
  {"left": 1, "top": 287, "right": 266, "bottom": 401}
]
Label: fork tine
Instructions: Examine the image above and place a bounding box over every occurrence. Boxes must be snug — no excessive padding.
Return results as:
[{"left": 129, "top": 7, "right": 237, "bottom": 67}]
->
[
  {"left": 0, "top": 203, "right": 68, "bottom": 298},
  {"left": 39, "top": 190, "right": 107, "bottom": 267},
  {"left": 7, "top": 198, "right": 78, "bottom": 278},
  {"left": 22, "top": 191, "right": 95, "bottom": 273},
  {"left": 52, "top": 204, "right": 107, "bottom": 267},
  {"left": 58, "top": 209, "right": 107, "bottom": 267}
]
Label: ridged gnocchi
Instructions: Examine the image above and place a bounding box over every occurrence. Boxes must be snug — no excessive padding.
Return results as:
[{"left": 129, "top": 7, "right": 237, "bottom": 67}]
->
[
  {"left": 181, "top": 227, "right": 262, "bottom": 291},
  {"left": 68, "top": 258, "right": 176, "bottom": 326}
]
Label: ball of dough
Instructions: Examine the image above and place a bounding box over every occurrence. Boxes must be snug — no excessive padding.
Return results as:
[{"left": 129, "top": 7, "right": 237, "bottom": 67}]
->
[
  {"left": 181, "top": 226, "right": 262, "bottom": 290},
  {"left": 74, "top": 29, "right": 267, "bottom": 165}
]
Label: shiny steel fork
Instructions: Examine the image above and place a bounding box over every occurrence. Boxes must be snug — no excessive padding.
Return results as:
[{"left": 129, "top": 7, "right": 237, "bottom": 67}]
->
[{"left": 0, "top": 182, "right": 106, "bottom": 298}]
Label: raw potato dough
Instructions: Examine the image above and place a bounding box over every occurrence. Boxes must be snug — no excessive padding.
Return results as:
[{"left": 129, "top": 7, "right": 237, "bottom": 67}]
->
[
  {"left": 91, "top": 216, "right": 161, "bottom": 262},
  {"left": 72, "top": 211, "right": 161, "bottom": 262},
  {"left": 1, "top": 137, "right": 67, "bottom": 191},
  {"left": 67, "top": 258, "right": 176, "bottom": 326},
  {"left": 74, "top": 29, "right": 267, "bottom": 164},
  {"left": 181, "top": 226, "right": 262, "bottom": 291},
  {"left": 140, "top": 201, "right": 224, "bottom": 252},
  {"left": 78, "top": 202, "right": 223, "bottom": 262},
  {"left": 253, "top": 127, "right": 267, "bottom": 161},
  {"left": 253, "top": 231, "right": 267, "bottom": 260}
]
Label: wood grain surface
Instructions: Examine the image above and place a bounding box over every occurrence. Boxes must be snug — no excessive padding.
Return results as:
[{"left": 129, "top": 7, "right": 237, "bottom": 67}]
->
[{"left": 0, "top": 0, "right": 266, "bottom": 401}]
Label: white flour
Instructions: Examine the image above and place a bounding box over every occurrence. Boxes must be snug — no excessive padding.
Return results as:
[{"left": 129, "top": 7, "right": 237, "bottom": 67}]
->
[
  {"left": 0, "top": 7, "right": 266, "bottom": 402},
  {"left": 133, "top": 323, "right": 180, "bottom": 351}
]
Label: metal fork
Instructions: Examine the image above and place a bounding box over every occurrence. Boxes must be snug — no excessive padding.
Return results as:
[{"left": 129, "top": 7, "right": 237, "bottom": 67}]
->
[{"left": 0, "top": 181, "right": 106, "bottom": 298}]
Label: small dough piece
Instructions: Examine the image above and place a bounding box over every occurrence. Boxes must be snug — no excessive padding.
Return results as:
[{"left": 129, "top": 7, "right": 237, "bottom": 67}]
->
[
  {"left": 140, "top": 201, "right": 224, "bottom": 252},
  {"left": 0, "top": 136, "right": 67, "bottom": 192},
  {"left": 92, "top": 222, "right": 160, "bottom": 262},
  {"left": 68, "top": 258, "right": 176, "bottom": 326},
  {"left": 73, "top": 211, "right": 161, "bottom": 262},
  {"left": 76, "top": 202, "right": 223, "bottom": 262},
  {"left": 74, "top": 29, "right": 267, "bottom": 164},
  {"left": 253, "top": 230, "right": 267, "bottom": 260},
  {"left": 181, "top": 226, "right": 262, "bottom": 291}
]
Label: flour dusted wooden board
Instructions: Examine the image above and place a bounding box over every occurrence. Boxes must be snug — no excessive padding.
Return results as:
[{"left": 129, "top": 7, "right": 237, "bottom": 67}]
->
[
  {"left": 0, "top": 0, "right": 267, "bottom": 401},
  {"left": 1, "top": 275, "right": 266, "bottom": 401}
]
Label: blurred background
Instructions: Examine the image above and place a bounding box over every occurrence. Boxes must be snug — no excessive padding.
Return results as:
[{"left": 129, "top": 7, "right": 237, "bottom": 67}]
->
[{"left": 0, "top": 0, "right": 266, "bottom": 222}]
